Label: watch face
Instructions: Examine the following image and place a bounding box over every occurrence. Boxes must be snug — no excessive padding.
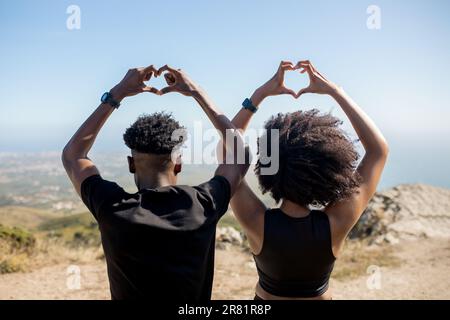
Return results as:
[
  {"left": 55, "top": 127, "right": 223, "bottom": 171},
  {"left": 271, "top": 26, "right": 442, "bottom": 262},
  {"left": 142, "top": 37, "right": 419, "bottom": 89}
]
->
[{"left": 101, "top": 92, "right": 109, "bottom": 103}]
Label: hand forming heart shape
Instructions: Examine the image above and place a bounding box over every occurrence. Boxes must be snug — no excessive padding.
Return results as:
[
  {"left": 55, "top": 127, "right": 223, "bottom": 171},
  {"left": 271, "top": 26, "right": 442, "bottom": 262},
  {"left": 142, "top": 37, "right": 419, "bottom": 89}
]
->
[
  {"left": 292, "top": 60, "right": 338, "bottom": 98},
  {"left": 111, "top": 64, "right": 202, "bottom": 102},
  {"left": 110, "top": 65, "right": 161, "bottom": 100},
  {"left": 257, "top": 60, "right": 337, "bottom": 101}
]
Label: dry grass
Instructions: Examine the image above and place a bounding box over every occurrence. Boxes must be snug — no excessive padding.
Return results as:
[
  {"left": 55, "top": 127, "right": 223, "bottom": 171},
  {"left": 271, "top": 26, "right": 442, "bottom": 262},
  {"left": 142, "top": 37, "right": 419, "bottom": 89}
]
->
[
  {"left": 30, "top": 239, "right": 104, "bottom": 269},
  {"left": 332, "top": 240, "right": 401, "bottom": 280},
  {"left": 1, "top": 239, "right": 104, "bottom": 274},
  {"left": 1, "top": 223, "right": 103, "bottom": 274}
]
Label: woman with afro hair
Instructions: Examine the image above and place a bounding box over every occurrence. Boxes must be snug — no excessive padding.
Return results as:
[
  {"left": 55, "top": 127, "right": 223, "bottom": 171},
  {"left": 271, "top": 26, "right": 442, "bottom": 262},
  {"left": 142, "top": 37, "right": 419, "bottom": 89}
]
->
[{"left": 229, "top": 60, "right": 389, "bottom": 300}]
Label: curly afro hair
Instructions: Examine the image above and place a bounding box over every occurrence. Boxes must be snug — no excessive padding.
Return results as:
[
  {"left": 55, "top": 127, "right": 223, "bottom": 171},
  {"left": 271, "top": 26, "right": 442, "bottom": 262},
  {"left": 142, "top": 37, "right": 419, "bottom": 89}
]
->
[
  {"left": 255, "top": 109, "right": 361, "bottom": 207},
  {"left": 123, "top": 112, "right": 186, "bottom": 154}
]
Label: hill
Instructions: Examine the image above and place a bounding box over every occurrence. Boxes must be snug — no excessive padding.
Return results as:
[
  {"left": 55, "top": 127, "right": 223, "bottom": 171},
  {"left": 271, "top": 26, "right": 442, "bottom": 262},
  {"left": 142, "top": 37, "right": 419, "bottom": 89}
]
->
[{"left": 0, "top": 206, "right": 60, "bottom": 230}]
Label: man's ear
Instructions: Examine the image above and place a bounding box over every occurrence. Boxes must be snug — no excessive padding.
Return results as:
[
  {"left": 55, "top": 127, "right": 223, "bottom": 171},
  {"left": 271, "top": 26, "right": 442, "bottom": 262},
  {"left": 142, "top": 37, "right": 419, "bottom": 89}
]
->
[
  {"left": 127, "top": 156, "right": 136, "bottom": 174},
  {"left": 174, "top": 163, "right": 182, "bottom": 175},
  {"left": 174, "top": 154, "right": 182, "bottom": 175}
]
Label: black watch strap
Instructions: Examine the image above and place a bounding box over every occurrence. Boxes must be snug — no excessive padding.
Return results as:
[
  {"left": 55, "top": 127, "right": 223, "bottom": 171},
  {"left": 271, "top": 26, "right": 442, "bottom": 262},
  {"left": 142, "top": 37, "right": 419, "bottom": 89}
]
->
[
  {"left": 101, "top": 92, "right": 120, "bottom": 109},
  {"left": 242, "top": 98, "right": 258, "bottom": 113}
]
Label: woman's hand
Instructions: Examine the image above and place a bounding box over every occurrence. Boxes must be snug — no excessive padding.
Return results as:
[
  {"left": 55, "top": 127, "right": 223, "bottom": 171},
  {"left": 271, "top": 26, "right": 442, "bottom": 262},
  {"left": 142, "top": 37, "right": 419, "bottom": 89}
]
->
[
  {"left": 110, "top": 65, "right": 160, "bottom": 102},
  {"left": 295, "top": 60, "right": 338, "bottom": 97},
  {"left": 157, "top": 65, "right": 201, "bottom": 97},
  {"left": 250, "top": 61, "right": 297, "bottom": 107}
]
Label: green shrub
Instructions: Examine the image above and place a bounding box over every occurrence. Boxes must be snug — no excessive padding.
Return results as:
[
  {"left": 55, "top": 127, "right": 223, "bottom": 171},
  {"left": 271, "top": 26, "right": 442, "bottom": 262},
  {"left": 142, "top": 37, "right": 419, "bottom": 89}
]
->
[
  {"left": 0, "top": 224, "right": 36, "bottom": 253},
  {"left": 0, "top": 255, "right": 27, "bottom": 274},
  {"left": 38, "top": 213, "right": 100, "bottom": 248},
  {"left": 70, "top": 229, "right": 100, "bottom": 247}
]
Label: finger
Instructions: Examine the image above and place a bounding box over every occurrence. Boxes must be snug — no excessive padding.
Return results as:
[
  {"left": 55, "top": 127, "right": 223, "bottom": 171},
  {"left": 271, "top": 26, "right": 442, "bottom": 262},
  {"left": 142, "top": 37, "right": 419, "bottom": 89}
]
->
[
  {"left": 164, "top": 72, "right": 177, "bottom": 86},
  {"left": 297, "top": 63, "right": 315, "bottom": 78},
  {"left": 307, "top": 60, "right": 318, "bottom": 72},
  {"left": 281, "top": 87, "right": 297, "bottom": 97},
  {"left": 300, "top": 60, "right": 322, "bottom": 77},
  {"left": 281, "top": 64, "right": 295, "bottom": 71},
  {"left": 295, "top": 60, "right": 310, "bottom": 69},
  {"left": 297, "top": 62, "right": 311, "bottom": 69},
  {"left": 142, "top": 86, "right": 161, "bottom": 95},
  {"left": 143, "top": 65, "right": 157, "bottom": 74},
  {"left": 157, "top": 65, "right": 178, "bottom": 76},
  {"left": 306, "top": 61, "right": 322, "bottom": 78},
  {"left": 299, "top": 63, "right": 325, "bottom": 80},
  {"left": 280, "top": 61, "right": 295, "bottom": 71},
  {"left": 312, "top": 66, "right": 327, "bottom": 79},
  {"left": 280, "top": 60, "right": 294, "bottom": 67},
  {"left": 160, "top": 86, "right": 177, "bottom": 95},
  {"left": 296, "top": 87, "right": 310, "bottom": 98},
  {"left": 139, "top": 66, "right": 157, "bottom": 82},
  {"left": 144, "top": 71, "right": 155, "bottom": 81},
  {"left": 276, "top": 61, "right": 294, "bottom": 81}
]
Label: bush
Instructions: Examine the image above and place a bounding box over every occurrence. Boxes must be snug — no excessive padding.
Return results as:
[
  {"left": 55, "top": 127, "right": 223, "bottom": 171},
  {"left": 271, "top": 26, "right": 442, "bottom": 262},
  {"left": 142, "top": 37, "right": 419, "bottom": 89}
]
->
[
  {"left": 0, "top": 225, "right": 35, "bottom": 274},
  {"left": 38, "top": 213, "right": 101, "bottom": 248},
  {"left": 0, "top": 224, "right": 36, "bottom": 253},
  {"left": 70, "top": 230, "right": 100, "bottom": 247},
  {"left": 0, "top": 254, "right": 28, "bottom": 274}
]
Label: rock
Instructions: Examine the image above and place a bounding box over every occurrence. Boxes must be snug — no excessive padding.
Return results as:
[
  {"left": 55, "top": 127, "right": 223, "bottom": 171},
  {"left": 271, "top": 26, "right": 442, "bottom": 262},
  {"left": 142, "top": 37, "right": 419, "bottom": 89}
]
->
[
  {"left": 216, "top": 227, "right": 244, "bottom": 246},
  {"left": 215, "top": 242, "right": 232, "bottom": 251},
  {"left": 350, "top": 184, "right": 450, "bottom": 245},
  {"left": 384, "top": 233, "right": 399, "bottom": 245}
]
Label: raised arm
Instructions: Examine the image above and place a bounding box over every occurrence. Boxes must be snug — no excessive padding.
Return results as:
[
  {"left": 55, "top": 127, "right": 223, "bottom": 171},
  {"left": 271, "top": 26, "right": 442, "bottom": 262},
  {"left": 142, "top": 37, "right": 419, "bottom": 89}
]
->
[
  {"left": 62, "top": 65, "right": 159, "bottom": 195},
  {"left": 296, "top": 60, "right": 389, "bottom": 250},
  {"left": 228, "top": 61, "right": 297, "bottom": 253},
  {"left": 232, "top": 61, "right": 297, "bottom": 131},
  {"left": 157, "top": 65, "right": 250, "bottom": 194}
]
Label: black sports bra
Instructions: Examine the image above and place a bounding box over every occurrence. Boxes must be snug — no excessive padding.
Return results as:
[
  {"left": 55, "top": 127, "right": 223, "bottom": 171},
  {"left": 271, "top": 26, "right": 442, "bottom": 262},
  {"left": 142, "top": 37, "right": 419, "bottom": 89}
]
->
[{"left": 253, "top": 209, "right": 336, "bottom": 298}]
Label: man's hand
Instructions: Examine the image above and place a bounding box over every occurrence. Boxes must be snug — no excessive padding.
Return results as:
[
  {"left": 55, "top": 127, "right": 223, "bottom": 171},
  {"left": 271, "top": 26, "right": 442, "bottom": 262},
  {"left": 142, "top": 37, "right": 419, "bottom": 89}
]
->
[
  {"left": 250, "top": 61, "right": 297, "bottom": 107},
  {"left": 157, "top": 65, "right": 201, "bottom": 97},
  {"left": 110, "top": 65, "right": 160, "bottom": 102},
  {"left": 295, "top": 60, "right": 338, "bottom": 97}
]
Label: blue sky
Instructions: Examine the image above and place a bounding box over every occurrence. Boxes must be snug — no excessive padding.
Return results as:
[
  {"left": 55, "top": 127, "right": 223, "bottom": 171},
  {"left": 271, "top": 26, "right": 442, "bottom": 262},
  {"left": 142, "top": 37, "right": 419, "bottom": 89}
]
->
[{"left": 0, "top": 0, "right": 450, "bottom": 188}]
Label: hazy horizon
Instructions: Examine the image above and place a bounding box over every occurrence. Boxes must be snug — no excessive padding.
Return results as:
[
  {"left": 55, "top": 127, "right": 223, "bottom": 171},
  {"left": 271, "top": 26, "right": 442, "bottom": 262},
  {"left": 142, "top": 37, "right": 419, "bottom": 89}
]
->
[{"left": 0, "top": 147, "right": 449, "bottom": 192}]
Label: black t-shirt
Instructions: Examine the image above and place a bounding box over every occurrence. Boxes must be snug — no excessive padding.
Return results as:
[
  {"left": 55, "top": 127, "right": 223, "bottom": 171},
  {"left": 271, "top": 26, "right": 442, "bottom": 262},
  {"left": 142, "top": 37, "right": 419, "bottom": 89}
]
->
[{"left": 80, "top": 174, "right": 231, "bottom": 301}]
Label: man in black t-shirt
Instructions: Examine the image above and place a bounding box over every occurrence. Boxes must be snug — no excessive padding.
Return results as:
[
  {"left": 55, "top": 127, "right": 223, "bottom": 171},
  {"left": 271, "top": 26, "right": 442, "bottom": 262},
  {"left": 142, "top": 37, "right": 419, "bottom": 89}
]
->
[{"left": 62, "top": 65, "right": 250, "bottom": 300}]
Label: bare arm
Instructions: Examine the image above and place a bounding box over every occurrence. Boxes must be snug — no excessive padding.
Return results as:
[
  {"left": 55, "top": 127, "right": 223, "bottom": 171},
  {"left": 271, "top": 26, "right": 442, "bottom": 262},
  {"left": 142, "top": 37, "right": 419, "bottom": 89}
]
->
[
  {"left": 157, "top": 65, "right": 250, "bottom": 195},
  {"left": 62, "top": 104, "right": 113, "bottom": 196},
  {"left": 229, "top": 61, "right": 297, "bottom": 252},
  {"left": 296, "top": 60, "right": 389, "bottom": 252},
  {"left": 62, "top": 65, "right": 160, "bottom": 195}
]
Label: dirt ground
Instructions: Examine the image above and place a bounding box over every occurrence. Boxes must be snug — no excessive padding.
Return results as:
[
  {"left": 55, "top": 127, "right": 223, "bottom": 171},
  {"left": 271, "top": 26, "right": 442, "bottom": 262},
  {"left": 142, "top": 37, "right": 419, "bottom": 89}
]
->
[{"left": 1, "top": 238, "right": 449, "bottom": 300}]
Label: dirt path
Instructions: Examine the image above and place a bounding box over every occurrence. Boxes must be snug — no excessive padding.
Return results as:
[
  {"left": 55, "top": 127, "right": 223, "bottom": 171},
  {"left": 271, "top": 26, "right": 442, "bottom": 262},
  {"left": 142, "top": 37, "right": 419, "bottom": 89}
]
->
[
  {"left": 1, "top": 239, "right": 449, "bottom": 300},
  {"left": 331, "top": 238, "right": 450, "bottom": 300}
]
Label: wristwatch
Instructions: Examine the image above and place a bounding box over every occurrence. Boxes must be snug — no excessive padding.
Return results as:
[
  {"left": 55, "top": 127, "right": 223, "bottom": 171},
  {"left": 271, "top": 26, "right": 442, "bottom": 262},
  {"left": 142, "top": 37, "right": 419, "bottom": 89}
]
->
[
  {"left": 101, "top": 92, "right": 121, "bottom": 109},
  {"left": 242, "top": 98, "right": 258, "bottom": 113}
]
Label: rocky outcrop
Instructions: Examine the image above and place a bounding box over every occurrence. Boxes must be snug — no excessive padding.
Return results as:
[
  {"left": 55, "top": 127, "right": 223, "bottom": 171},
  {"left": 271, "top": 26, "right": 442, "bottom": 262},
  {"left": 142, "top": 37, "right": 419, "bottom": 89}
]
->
[
  {"left": 350, "top": 184, "right": 450, "bottom": 245},
  {"left": 216, "top": 226, "right": 245, "bottom": 250}
]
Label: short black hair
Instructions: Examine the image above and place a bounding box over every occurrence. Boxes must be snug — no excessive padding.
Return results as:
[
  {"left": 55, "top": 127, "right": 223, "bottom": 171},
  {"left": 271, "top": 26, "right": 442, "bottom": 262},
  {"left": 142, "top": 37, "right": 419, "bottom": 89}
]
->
[
  {"left": 123, "top": 112, "right": 185, "bottom": 154},
  {"left": 255, "top": 109, "right": 361, "bottom": 207}
]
